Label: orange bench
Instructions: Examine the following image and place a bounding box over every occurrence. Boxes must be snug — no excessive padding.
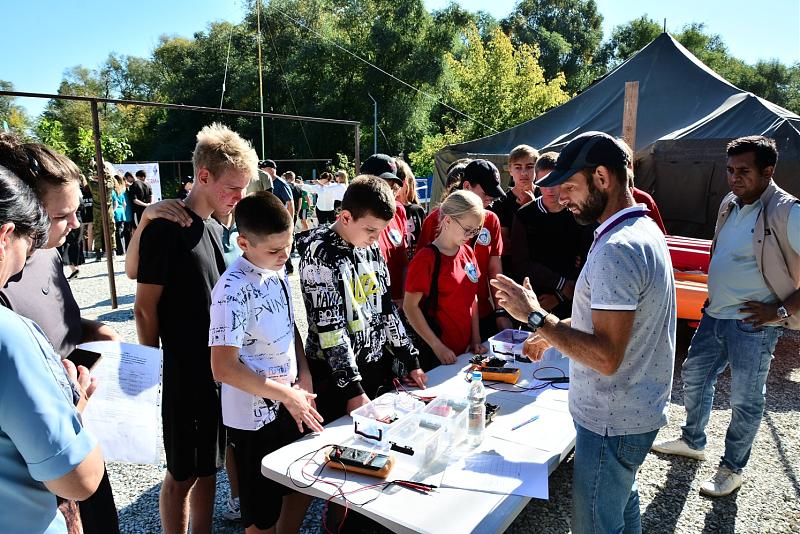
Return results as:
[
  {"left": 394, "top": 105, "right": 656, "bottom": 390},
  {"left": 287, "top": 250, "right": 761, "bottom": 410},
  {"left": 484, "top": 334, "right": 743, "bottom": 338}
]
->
[{"left": 668, "top": 235, "right": 711, "bottom": 322}]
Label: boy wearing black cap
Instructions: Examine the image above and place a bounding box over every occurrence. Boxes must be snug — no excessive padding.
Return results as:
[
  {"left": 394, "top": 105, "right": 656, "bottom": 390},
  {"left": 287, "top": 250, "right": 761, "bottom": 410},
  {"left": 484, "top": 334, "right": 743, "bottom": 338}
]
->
[
  {"left": 360, "top": 154, "right": 409, "bottom": 306},
  {"left": 492, "top": 131, "right": 675, "bottom": 534},
  {"left": 417, "top": 159, "right": 513, "bottom": 338}
]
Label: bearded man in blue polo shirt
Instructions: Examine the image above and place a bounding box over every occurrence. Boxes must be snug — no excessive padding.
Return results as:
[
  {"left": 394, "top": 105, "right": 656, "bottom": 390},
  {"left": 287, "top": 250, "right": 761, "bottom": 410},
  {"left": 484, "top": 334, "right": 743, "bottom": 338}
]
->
[
  {"left": 491, "top": 131, "right": 676, "bottom": 534},
  {"left": 652, "top": 136, "right": 800, "bottom": 497}
]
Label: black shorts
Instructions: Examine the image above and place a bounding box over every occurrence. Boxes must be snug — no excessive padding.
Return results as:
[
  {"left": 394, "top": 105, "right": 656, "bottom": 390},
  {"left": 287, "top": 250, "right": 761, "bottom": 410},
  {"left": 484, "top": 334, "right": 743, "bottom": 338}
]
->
[
  {"left": 162, "top": 382, "right": 225, "bottom": 482},
  {"left": 227, "top": 407, "right": 305, "bottom": 530}
]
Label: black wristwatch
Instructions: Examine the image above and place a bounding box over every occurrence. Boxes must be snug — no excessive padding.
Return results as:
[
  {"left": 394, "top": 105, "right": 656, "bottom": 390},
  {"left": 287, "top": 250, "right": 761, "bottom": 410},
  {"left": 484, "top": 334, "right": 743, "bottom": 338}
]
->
[{"left": 527, "top": 310, "right": 548, "bottom": 332}]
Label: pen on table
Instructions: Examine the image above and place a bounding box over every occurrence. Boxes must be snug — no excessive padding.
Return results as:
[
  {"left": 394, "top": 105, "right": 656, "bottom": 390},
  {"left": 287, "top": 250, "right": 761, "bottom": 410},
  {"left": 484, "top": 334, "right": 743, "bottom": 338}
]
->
[{"left": 511, "top": 414, "right": 539, "bottom": 431}]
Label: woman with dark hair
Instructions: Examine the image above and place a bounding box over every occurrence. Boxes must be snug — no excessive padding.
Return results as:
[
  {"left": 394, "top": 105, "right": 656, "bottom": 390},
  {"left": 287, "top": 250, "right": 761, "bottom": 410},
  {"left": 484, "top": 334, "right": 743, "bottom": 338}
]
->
[
  {"left": 0, "top": 165, "right": 106, "bottom": 534},
  {"left": 0, "top": 134, "right": 121, "bottom": 533}
]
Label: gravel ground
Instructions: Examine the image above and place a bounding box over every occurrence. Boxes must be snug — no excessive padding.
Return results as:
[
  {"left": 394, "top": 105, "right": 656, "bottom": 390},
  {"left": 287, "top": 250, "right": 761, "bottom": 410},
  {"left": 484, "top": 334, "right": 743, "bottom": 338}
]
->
[{"left": 70, "top": 256, "right": 800, "bottom": 533}]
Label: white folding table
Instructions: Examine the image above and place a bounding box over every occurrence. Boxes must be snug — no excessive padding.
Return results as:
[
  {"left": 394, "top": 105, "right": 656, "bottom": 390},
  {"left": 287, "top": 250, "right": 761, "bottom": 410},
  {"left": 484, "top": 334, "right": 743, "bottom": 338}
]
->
[{"left": 261, "top": 352, "right": 575, "bottom": 533}]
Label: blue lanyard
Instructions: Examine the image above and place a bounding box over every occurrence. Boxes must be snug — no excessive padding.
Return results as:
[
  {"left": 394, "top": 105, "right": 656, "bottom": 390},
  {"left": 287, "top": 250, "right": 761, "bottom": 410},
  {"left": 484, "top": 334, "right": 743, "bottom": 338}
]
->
[{"left": 592, "top": 209, "right": 648, "bottom": 248}]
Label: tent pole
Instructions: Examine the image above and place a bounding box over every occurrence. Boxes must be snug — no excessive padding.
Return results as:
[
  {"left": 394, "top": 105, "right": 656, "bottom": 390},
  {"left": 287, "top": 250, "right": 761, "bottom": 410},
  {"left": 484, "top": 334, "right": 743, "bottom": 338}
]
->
[{"left": 623, "top": 81, "right": 640, "bottom": 153}]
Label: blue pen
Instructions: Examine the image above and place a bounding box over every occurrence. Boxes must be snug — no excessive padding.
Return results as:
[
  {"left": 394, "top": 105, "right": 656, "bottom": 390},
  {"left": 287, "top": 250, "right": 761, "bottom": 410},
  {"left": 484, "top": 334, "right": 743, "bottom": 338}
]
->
[{"left": 511, "top": 414, "right": 540, "bottom": 431}]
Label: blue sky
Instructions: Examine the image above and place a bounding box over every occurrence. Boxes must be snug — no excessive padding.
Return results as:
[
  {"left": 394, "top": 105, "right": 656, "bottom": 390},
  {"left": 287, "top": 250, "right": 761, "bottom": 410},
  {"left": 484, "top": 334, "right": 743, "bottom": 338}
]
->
[{"left": 2, "top": 0, "right": 798, "bottom": 119}]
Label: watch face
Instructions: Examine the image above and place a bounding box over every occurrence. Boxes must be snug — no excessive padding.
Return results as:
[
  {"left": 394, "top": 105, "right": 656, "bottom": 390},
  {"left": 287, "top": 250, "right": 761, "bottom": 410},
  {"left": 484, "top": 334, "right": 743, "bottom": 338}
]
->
[
  {"left": 528, "top": 311, "right": 545, "bottom": 328},
  {"left": 778, "top": 306, "right": 789, "bottom": 319}
]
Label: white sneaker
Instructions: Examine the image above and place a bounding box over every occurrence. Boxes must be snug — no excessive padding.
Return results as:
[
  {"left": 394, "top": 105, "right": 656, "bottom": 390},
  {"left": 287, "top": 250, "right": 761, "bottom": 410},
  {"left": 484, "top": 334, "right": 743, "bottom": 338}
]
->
[
  {"left": 700, "top": 465, "right": 743, "bottom": 497},
  {"left": 222, "top": 496, "right": 241, "bottom": 521},
  {"left": 651, "top": 438, "right": 706, "bottom": 460}
]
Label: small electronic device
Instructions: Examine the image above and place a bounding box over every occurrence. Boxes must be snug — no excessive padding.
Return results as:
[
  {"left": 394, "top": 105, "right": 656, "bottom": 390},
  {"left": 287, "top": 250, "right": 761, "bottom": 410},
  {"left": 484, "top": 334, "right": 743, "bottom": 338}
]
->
[
  {"left": 326, "top": 445, "right": 394, "bottom": 478},
  {"left": 66, "top": 347, "right": 103, "bottom": 371},
  {"left": 471, "top": 365, "right": 521, "bottom": 384}
]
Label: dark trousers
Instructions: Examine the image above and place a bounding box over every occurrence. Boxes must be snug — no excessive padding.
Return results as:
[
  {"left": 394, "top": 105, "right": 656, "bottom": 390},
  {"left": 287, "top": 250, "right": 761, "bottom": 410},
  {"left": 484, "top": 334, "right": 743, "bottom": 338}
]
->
[
  {"left": 114, "top": 221, "right": 127, "bottom": 255},
  {"left": 316, "top": 208, "right": 335, "bottom": 225},
  {"left": 65, "top": 226, "right": 84, "bottom": 266},
  {"left": 78, "top": 466, "right": 120, "bottom": 534}
]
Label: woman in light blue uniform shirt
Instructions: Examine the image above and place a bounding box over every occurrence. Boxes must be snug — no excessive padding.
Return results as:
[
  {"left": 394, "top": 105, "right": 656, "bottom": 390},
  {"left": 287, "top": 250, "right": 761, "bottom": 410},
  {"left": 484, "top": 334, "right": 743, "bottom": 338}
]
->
[{"left": 0, "top": 166, "right": 105, "bottom": 533}]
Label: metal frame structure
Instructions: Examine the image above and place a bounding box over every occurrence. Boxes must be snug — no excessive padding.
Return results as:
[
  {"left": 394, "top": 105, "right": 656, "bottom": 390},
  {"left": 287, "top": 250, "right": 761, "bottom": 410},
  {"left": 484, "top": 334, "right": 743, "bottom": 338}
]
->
[{"left": 0, "top": 90, "right": 361, "bottom": 308}]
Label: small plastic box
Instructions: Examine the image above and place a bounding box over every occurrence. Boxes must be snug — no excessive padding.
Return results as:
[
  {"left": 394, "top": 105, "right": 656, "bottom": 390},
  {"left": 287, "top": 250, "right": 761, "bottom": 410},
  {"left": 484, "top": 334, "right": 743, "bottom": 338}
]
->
[
  {"left": 488, "top": 329, "right": 531, "bottom": 361},
  {"left": 384, "top": 414, "right": 444, "bottom": 470},
  {"left": 350, "top": 392, "right": 424, "bottom": 446},
  {"left": 420, "top": 396, "right": 469, "bottom": 448}
]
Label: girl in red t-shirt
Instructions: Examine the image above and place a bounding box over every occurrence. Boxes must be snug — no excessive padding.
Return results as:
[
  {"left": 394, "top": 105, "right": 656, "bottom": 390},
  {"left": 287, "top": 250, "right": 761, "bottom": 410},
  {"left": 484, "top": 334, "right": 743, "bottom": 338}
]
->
[{"left": 404, "top": 190, "right": 489, "bottom": 369}]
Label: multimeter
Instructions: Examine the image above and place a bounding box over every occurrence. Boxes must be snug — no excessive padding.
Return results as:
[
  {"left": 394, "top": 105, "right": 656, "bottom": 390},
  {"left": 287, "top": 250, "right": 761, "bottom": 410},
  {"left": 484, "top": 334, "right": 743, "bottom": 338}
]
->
[
  {"left": 326, "top": 446, "right": 395, "bottom": 478},
  {"left": 471, "top": 365, "right": 521, "bottom": 384}
]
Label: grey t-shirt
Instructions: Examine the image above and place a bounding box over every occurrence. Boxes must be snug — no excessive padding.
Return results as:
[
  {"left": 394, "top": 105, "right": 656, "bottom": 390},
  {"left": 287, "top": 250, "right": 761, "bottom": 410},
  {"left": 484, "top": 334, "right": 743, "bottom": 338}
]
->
[{"left": 569, "top": 206, "right": 676, "bottom": 436}]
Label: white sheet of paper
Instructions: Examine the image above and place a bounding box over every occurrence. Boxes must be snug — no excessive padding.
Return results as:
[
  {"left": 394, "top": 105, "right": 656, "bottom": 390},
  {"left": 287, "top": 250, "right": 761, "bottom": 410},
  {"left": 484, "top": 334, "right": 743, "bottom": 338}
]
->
[
  {"left": 440, "top": 436, "right": 550, "bottom": 499},
  {"left": 80, "top": 341, "right": 163, "bottom": 464},
  {"left": 487, "top": 401, "right": 574, "bottom": 453}
]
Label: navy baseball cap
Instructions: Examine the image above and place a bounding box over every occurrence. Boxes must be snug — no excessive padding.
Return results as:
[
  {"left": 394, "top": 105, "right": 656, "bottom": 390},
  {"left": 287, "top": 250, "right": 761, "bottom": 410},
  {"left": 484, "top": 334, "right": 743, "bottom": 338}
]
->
[
  {"left": 361, "top": 153, "right": 403, "bottom": 185},
  {"left": 463, "top": 159, "right": 505, "bottom": 198},
  {"left": 258, "top": 159, "right": 276, "bottom": 169},
  {"left": 536, "top": 132, "right": 630, "bottom": 187}
]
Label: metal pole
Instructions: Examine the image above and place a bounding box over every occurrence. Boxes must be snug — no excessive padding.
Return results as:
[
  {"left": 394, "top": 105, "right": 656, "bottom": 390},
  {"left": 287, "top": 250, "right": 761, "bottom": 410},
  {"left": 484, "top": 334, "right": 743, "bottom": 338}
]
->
[
  {"left": 257, "top": 1, "right": 266, "bottom": 158},
  {"left": 354, "top": 124, "right": 361, "bottom": 175},
  {"left": 367, "top": 93, "right": 377, "bottom": 154},
  {"left": 90, "top": 100, "right": 118, "bottom": 309},
  {"left": 0, "top": 90, "right": 360, "bottom": 127}
]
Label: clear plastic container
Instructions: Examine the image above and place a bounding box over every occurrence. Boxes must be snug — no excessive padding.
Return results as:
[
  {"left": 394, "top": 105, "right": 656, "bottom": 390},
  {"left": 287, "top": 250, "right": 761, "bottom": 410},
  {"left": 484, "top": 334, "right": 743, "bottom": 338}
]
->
[
  {"left": 420, "top": 396, "right": 469, "bottom": 448},
  {"left": 384, "top": 414, "right": 444, "bottom": 470},
  {"left": 488, "top": 329, "right": 531, "bottom": 362},
  {"left": 350, "top": 392, "right": 424, "bottom": 446}
]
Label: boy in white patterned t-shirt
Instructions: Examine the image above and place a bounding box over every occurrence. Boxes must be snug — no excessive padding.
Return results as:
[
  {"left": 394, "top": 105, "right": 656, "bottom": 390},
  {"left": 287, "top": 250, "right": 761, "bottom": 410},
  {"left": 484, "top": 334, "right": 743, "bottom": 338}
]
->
[{"left": 209, "top": 191, "right": 323, "bottom": 534}]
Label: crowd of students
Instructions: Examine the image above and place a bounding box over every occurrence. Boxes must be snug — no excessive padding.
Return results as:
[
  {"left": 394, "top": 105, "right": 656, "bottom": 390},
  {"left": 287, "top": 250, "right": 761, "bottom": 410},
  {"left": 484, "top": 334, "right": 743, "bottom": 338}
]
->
[
  {"left": 3, "top": 120, "right": 796, "bottom": 534},
  {"left": 0, "top": 123, "right": 650, "bottom": 534}
]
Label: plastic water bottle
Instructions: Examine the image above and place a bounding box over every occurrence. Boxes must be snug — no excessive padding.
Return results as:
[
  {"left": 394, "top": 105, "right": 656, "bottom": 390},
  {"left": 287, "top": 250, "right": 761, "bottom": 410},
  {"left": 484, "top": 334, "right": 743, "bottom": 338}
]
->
[{"left": 467, "top": 371, "right": 486, "bottom": 446}]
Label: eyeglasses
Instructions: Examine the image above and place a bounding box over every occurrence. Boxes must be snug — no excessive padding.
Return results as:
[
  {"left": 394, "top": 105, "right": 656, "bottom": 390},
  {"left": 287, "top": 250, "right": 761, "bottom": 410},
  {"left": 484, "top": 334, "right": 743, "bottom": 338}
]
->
[{"left": 451, "top": 216, "right": 482, "bottom": 238}]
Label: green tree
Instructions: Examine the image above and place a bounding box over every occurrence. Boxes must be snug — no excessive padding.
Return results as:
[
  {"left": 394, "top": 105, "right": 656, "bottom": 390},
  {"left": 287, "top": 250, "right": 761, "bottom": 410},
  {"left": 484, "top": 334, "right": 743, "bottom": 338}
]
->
[
  {"left": 0, "top": 81, "right": 33, "bottom": 139},
  {"left": 444, "top": 24, "right": 569, "bottom": 139},
  {"left": 595, "top": 15, "right": 662, "bottom": 68},
  {"left": 408, "top": 128, "right": 462, "bottom": 178},
  {"left": 501, "top": 0, "right": 604, "bottom": 92},
  {"left": 410, "top": 23, "right": 569, "bottom": 174},
  {"left": 34, "top": 117, "right": 69, "bottom": 153},
  {"left": 74, "top": 127, "right": 133, "bottom": 168}
]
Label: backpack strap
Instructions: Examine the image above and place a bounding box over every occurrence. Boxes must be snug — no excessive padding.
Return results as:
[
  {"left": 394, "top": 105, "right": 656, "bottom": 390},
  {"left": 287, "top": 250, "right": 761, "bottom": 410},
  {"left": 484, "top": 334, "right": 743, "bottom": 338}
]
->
[{"left": 425, "top": 243, "right": 442, "bottom": 316}]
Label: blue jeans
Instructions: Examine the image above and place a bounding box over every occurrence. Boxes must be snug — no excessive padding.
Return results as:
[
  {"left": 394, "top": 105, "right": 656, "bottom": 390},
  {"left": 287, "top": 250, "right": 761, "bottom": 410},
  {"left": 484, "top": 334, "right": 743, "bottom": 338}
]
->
[
  {"left": 572, "top": 423, "right": 659, "bottom": 534},
  {"left": 680, "top": 314, "right": 782, "bottom": 473}
]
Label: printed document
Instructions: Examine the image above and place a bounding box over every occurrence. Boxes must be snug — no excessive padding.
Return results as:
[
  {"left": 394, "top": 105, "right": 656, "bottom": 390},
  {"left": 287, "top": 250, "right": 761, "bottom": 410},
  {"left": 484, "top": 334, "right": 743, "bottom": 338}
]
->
[{"left": 80, "top": 341, "right": 163, "bottom": 464}]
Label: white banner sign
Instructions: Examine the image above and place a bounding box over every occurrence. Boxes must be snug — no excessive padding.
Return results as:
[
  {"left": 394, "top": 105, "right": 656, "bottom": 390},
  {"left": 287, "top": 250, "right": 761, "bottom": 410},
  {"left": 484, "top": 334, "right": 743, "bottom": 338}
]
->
[{"left": 113, "top": 162, "right": 163, "bottom": 201}]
